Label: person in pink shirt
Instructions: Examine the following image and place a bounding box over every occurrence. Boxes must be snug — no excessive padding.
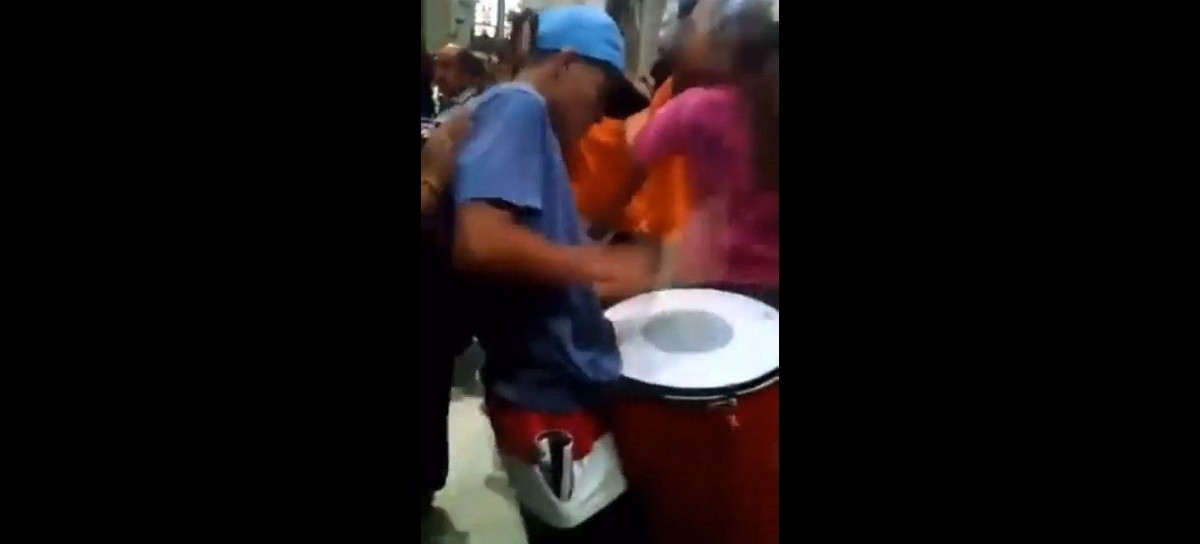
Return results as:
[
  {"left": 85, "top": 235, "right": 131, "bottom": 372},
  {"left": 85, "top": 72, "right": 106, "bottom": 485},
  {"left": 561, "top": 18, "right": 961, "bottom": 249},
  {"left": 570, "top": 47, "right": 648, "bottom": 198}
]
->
[{"left": 632, "top": 0, "right": 779, "bottom": 307}]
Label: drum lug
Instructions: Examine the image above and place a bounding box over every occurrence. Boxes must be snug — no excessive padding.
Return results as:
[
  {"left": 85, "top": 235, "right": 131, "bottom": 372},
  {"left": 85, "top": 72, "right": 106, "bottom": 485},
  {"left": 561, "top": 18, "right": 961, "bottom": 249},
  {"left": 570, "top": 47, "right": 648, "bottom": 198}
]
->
[{"left": 708, "top": 398, "right": 740, "bottom": 429}]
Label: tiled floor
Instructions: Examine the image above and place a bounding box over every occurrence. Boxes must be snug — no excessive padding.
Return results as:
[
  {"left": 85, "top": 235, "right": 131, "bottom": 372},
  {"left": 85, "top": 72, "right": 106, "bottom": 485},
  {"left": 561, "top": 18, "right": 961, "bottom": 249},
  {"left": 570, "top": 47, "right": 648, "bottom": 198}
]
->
[{"left": 422, "top": 344, "right": 526, "bottom": 544}]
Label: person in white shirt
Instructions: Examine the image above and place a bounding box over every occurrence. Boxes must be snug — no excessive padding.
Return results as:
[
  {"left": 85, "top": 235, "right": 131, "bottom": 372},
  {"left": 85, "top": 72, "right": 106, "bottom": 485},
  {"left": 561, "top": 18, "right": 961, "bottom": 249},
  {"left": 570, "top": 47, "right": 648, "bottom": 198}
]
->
[{"left": 433, "top": 44, "right": 488, "bottom": 121}]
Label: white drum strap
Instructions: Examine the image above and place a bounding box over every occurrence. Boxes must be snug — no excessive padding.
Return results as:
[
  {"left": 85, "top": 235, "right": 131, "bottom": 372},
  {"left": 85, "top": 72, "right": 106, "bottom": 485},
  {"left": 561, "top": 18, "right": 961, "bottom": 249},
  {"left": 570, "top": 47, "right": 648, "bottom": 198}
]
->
[{"left": 498, "top": 433, "right": 628, "bottom": 529}]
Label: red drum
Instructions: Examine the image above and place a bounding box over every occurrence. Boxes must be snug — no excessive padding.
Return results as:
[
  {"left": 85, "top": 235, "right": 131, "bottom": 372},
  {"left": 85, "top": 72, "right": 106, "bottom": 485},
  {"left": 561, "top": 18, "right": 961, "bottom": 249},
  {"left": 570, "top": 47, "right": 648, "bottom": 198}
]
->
[{"left": 607, "top": 289, "right": 779, "bottom": 544}]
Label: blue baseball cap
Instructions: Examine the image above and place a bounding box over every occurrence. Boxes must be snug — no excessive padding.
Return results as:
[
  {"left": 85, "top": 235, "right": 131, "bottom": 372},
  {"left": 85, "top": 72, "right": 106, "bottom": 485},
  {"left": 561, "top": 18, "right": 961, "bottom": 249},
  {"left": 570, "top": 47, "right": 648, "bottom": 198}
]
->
[{"left": 535, "top": 5, "right": 626, "bottom": 75}]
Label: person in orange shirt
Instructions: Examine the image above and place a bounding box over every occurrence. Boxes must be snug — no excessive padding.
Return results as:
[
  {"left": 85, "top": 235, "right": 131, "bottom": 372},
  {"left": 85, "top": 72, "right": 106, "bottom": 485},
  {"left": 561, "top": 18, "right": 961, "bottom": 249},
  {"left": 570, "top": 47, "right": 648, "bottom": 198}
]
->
[
  {"left": 565, "top": 76, "right": 695, "bottom": 293},
  {"left": 570, "top": 1, "right": 722, "bottom": 288},
  {"left": 624, "top": 76, "right": 692, "bottom": 242}
]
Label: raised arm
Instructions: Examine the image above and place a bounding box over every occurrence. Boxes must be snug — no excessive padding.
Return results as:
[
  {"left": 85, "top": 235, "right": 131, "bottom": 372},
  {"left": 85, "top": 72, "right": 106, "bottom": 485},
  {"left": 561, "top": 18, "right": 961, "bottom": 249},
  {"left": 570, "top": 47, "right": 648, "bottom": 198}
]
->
[{"left": 631, "top": 88, "right": 697, "bottom": 167}]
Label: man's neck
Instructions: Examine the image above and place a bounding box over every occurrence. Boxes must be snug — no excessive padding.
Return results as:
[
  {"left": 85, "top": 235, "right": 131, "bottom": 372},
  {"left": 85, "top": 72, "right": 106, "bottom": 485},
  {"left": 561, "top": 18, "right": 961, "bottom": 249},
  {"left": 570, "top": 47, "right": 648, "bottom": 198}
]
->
[{"left": 514, "top": 72, "right": 554, "bottom": 101}]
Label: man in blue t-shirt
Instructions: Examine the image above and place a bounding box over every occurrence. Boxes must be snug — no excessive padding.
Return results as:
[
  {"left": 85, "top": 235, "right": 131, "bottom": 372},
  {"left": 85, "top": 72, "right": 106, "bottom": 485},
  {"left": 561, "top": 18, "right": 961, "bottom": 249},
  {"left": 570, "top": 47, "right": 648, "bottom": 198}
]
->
[{"left": 451, "top": 6, "right": 653, "bottom": 542}]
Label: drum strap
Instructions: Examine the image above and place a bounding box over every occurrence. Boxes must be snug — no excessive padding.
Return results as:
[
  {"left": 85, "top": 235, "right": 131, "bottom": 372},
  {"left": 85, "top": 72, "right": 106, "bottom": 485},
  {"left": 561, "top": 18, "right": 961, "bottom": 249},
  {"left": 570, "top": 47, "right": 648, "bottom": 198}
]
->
[{"left": 536, "top": 430, "right": 575, "bottom": 501}]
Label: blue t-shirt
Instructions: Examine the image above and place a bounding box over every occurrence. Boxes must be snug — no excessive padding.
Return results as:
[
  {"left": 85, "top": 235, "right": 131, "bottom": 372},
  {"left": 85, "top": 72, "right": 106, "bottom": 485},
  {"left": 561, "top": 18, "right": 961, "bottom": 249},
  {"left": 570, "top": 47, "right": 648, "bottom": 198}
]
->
[{"left": 453, "top": 83, "right": 622, "bottom": 413}]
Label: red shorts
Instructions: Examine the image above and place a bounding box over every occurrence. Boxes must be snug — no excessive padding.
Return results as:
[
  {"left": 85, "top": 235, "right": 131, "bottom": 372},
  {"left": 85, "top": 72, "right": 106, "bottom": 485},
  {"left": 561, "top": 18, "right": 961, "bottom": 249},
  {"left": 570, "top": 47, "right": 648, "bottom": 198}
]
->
[{"left": 487, "top": 399, "right": 628, "bottom": 529}]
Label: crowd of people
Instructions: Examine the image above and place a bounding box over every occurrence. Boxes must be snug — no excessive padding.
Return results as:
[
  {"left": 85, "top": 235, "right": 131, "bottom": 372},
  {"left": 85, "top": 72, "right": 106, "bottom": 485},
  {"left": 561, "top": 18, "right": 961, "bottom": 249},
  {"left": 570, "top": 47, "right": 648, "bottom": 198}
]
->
[{"left": 420, "top": 1, "right": 779, "bottom": 542}]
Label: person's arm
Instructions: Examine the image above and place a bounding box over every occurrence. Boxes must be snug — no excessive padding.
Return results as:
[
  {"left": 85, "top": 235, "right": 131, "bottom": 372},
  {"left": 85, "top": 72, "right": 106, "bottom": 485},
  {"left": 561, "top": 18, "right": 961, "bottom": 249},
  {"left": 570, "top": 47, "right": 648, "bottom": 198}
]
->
[
  {"left": 420, "top": 177, "right": 443, "bottom": 216},
  {"left": 573, "top": 118, "right": 650, "bottom": 235},
  {"left": 421, "top": 114, "right": 471, "bottom": 216},
  {"left": 593, "top": 239, "right": 660, "bottom": 305},
  {"left": 631, "top": 89, "right": 698, "bottom": 167},
  {"left": 595, "top": 90, "right": 701, "bottom": 226},
  {"left": 456, "top": 201, "right": 607, "bottom": 285},
  {"left": 586, "top": 163, "right": 648, "bottom": 237},
  {"left": 452, "top": 89, "right": 611, "bottom": 286}
]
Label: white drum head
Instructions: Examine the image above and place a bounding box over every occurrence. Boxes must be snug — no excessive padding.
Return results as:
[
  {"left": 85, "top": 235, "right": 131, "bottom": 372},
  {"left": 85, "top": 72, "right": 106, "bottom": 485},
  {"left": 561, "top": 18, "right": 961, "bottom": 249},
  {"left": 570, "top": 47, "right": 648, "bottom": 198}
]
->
[{"left": 604, "top": 289, "right": 779, "bottom": 391}]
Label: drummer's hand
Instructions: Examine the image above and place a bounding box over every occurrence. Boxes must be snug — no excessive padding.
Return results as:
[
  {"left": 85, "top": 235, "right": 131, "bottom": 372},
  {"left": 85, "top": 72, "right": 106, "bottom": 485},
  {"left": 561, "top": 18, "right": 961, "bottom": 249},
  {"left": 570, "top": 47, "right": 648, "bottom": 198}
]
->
[
  {"left": 421, "top": 113, "right": 472, "bottom": 214},
  {"left": 624, "top": 109, "right": 649, "bottom": 147},
  {"left": 592, "top": 245, "right": 657, "bottom": 304}
]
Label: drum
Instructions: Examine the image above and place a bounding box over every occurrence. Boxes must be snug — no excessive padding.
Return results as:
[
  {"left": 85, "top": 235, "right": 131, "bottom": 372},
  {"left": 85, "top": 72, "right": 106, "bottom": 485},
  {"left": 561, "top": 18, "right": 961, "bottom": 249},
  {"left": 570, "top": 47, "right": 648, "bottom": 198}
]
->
[{"left": 607, "top": 289, "right": 779, "bottom": 544}]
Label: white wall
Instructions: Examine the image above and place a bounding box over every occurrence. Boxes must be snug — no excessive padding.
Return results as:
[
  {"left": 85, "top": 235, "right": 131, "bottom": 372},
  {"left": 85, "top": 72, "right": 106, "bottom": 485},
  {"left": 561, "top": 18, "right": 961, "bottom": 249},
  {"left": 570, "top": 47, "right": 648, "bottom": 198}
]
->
[
  {"left": 423, "top": 0, "right": 673, "bottom": 76},
  {"left": 635, "top": 0, "right": 668, "bottom": 78},
  {"left": 423, "top": 0, "right": 478, "bottom": 48},
  {"left": 456, "top": 0, "right": 477, "bottom": 44},
  {"left": 422, "top": 0, "right": 450, "bottom": 48}
]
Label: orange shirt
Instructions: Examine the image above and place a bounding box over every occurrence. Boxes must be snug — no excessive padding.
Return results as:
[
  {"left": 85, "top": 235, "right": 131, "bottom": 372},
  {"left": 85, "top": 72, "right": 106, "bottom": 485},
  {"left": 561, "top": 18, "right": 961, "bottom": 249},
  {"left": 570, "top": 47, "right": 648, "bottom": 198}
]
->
[
  {"left": 569, "top": 78, "right": 692, "bottom": 241},
  {"left": 567, "top": 117, "right": 635, "bottom": 225},
  {"left": 625, "top": 78, "right": 691, "bottom": 241}
]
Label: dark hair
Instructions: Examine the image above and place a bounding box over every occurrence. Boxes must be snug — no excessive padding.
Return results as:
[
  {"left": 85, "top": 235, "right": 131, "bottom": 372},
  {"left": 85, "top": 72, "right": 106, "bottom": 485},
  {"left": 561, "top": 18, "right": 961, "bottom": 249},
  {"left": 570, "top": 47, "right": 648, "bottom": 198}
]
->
[
  {"left": 456, "top": 48, "right": 487, "bottom": 79},
  {"left": 524, "top": 49, "right": 562, "bottom": 66},
  {"left": 718, "top": 6, "right": 779, "bottom": 191},
  {"left": 649, "top": 57, "right": 673, "bottom": 91}
]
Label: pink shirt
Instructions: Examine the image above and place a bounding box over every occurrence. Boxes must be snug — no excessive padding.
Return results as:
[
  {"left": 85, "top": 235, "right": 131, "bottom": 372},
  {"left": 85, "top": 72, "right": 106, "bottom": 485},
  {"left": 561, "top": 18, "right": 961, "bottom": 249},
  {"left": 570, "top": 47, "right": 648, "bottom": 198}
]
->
[{"left": 633, "top": 86, "right": 779, "bottom": 287}]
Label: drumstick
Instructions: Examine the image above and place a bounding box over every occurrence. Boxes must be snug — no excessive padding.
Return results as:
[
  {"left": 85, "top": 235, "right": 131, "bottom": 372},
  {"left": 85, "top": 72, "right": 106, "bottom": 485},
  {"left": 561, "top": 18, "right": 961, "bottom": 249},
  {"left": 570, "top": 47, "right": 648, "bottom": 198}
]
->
[{"left": 655, "top": 243, "right": 679, "bottom": 289}]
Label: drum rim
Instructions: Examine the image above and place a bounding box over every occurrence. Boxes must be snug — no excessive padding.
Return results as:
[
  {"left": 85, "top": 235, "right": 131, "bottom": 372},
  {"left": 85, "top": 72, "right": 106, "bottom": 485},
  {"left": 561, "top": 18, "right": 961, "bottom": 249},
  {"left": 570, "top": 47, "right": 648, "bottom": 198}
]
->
[{"left": 618, "top": 368, "right": 779, "bottom": 402}]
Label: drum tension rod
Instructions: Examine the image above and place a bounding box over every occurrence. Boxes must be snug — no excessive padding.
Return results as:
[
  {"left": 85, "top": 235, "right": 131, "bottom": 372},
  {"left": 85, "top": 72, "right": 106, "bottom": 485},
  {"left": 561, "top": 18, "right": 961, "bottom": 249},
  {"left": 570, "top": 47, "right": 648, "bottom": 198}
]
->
[{"left": 708, "top": 398, "right": 741, "bottom": 429}]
